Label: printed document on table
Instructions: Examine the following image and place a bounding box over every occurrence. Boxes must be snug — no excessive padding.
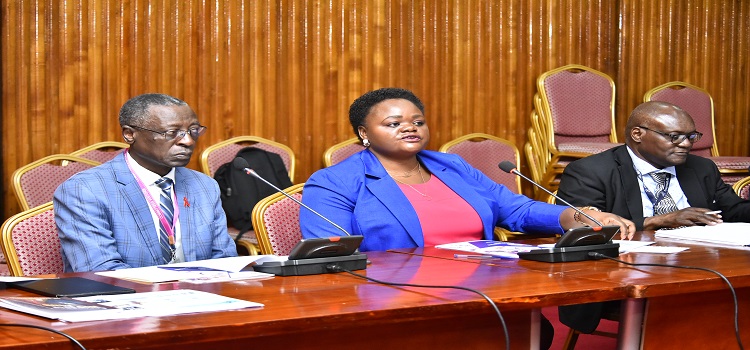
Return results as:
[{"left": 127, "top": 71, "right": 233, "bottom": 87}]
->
[
  {"left": 614, "top": 240, "right": 655, "bottom": 253},
  {"left": 436, "top": 240, "right": 537, "bottom": 258},
  {"left": 96, "top": 255, "right": 284, "bottom": 284},
  {"left": 0, "top": 289, "right": 264, "bottom": 323},
  {"left": 655, "top": 222, "right": 750, "bottom": 246}
]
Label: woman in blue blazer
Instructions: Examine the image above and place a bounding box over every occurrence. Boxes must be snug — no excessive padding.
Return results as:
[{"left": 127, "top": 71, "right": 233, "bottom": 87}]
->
[{"left": 300, "top": 87, "right": 634, "bottom": 252}]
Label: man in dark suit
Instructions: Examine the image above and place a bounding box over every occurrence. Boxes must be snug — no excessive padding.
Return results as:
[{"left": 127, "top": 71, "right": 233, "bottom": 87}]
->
[{"left": 556, "top": 100, "right": 750, "bottom": 333}]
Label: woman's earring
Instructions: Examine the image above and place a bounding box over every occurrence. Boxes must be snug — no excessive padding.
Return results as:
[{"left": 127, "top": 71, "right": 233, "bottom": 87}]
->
[{"left": 362, "top": 139, "right": 370, "bottom": 147}]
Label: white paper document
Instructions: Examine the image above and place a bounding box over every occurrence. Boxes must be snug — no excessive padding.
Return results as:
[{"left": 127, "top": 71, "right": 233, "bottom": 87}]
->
[
  {"left": 435, "top": 240, "right": 537, "bottom": 259},
  {"left": 613, "top": 240, "right": 655, "bottom": 253},
  {"left": 95, "top": 255, "right": 284, "bottom": 284},
  {"left": 0, "top": 289, "right": 264, "bottom": 323},
  {"left": 655, "top": 222, "right": 750, "bottom": 246}
]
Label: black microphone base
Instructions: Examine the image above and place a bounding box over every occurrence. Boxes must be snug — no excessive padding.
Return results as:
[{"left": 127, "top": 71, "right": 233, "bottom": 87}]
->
[
  {"left": 517, "top": 243, "right": 619, "bottom": 263},
  {"left": 252, "top": 254, "right": 368, "bottom": 276}
]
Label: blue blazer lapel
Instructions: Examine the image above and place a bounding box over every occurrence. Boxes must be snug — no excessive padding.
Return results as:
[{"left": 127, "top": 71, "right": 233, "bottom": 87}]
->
[
  {"left": 113, "top": 154, "right": 166, "bottom": 263},
  {"left": 361, "top": 151, "right": 424, "bottom": 246},
  {"left": 173, "top": 168, "right": 196, "bottom": 261},
  {"left": 420, "top": 156, "right": 495, "bottom": 239}
]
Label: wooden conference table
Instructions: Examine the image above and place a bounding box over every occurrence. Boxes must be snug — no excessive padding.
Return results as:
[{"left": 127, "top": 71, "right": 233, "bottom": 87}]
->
[
  {"left": 401, "top": 231, "right": 750, "bottom": 349},
  {"left": 0, "top": 232, "right": 748, "bottom": 349}
]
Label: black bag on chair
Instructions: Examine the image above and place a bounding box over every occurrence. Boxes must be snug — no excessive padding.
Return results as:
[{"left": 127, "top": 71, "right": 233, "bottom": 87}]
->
[{"left": 214, "top": 147, "right": 293, "bottom": 239}]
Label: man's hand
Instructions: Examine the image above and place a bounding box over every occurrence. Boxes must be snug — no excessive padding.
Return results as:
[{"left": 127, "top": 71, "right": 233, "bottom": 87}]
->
[
  {"left": 644, "top": 207, "right": 723, "bottom": 230},
  {"left": 589, "top": 211, "right": 637, "bottom": 240}
]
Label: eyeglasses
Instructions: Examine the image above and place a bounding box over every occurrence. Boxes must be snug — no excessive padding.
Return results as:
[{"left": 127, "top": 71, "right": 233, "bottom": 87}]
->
[
  {"left": 129, "top": 125, "right": 207, "bottom": 141},
  {"left": 637, "top": 126, "right": 702, "bottom": 144}
]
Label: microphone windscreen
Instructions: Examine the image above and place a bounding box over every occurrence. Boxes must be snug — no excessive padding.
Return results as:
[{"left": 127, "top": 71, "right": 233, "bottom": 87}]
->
[
  {"left": 498, "top": 161, "right": 516, "bottom": 173},
  {"left": 232, "top": 157, "right": 250, "bottom": 170}
]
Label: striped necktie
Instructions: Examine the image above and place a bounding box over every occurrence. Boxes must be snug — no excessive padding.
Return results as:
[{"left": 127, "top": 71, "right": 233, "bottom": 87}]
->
[
  {"left": 154, "top": 177, "right": 176, "bottom": 263},
  {"left": 650, "top": 172, "right": 679, "bottom": 215}
]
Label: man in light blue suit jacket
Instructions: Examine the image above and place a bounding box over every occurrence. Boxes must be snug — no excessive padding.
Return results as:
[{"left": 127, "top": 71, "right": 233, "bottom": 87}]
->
[{"left": 54, "top": 94, "right": 236, "bottom": 272}]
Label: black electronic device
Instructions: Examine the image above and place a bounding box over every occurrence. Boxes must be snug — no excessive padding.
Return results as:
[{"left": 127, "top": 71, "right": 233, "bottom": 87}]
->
[
  {"left": 498, "top": 161, "right": 622, "bottom": 262},
  {"left": 10, "top": 277, "right": 136, "bottom": 297},
  {"left": 253, "top": 236, "right": 368, "bottom": 276},
  {"left": 232, "top": 157, "right": 367, "bottom": 276},
  {"left": 517, "top": 225, "right": 621, "bottom": 262},
  {"left": 288, "top": 235, "right": 363, "bottom": 260}
]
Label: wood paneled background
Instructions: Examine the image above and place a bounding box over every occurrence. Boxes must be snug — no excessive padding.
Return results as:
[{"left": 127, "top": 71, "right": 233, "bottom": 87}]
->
[{"left": 2, "top": 0, "right": 749, "bottom": 220}]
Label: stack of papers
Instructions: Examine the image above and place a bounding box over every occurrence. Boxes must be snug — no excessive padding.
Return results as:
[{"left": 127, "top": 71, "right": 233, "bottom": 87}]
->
[
  {"left": 95, "top": 256, "right": 283, "bottom": 284},
  {"left": 655, "top": 222, "right": 750, "bottom": 246},
  {"left": 0, "top": 289, "right": 263, "bottom": 322}
]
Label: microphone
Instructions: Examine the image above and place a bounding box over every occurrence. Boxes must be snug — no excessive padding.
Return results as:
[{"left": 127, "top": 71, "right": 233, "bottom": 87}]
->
[
  {"left": 497, "top": 161, "right": 620, "bottom": 262},
  {"left": 232, "top": 157, "right": 351, "bottom": 237},
  {"left": 231, "top": 157, "right": 367, "bottom": 275},
  {"left": 498, "top": 161, "right": 603, "bottom": 226}
]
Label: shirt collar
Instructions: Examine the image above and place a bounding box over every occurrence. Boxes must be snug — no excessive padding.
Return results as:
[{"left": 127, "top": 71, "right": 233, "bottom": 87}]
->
[
  {"left": 626, "top": 145, "right": 677, "bottom": 177},
  {"left": 126, "top": 151, "right": 176, "bottom": 186}
]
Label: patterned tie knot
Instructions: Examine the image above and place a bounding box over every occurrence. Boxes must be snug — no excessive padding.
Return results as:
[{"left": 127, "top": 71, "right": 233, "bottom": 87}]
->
[
  {"left": 648, "top": 172, "right": 678, "bottom": 215},
  {"left": 650, "top": 172, "right": 669, "bottom": 189},
  {"left": 155, "top": 177, "right": 173, "bottom": 191}
]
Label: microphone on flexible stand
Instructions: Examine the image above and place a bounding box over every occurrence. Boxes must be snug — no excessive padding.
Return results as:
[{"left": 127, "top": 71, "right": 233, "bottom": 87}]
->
[
  {"left": 498, "top": 161, "right": 603, "bottom": 226},
  {"left": 233, "top": 158, "right": 352, "bottom": 236},
  {"left": 231, "top": 157, "right": 367, "bottom": 275},
  {"left": 497, "top": 161, "right": 620, "bottom": 262}
]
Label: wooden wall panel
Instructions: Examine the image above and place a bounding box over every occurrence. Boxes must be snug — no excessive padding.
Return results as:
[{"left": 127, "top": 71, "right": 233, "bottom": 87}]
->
[
  {"left": 617, "top": 0, "right": 750, "bottom": 154},
  {"left": 2, "top": 0, "right": 749, "bottom": 220}
]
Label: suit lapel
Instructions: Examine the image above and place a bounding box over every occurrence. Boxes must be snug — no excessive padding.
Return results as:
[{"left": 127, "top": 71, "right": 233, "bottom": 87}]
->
[
  {"left": 173, "top": 168, "right": 195, "bottom": 261},
  {"left": 423, "top": 159, "right": 495, "bottom": 239},
  {"left": 613, "top": 147, "right": 645, "bottom": 220},
  {"left": 361, "top": 151, "right": 424, "bottom": 246},
  {"left": 113, "top": 154, "right": 167, "bottom": 263},
  {"left": 676, "top": 165, "right": 709, "bottom": 207}
]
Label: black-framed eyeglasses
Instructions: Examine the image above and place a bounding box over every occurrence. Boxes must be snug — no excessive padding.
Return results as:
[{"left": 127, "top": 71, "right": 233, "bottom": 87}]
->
[
  {"left": 637, "top": 126, "right": 702, "bottom": 144},
  {"left": 129, "top": 125, "right": 207, "bottom": 141}
]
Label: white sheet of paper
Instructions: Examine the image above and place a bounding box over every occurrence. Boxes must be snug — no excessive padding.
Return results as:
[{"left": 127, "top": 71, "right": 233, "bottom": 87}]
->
[
  {"left": 95, "top": 255, "right": 286, "bottom": 283},
  {"left": 613, "top": 240, "right": 655, "bottom": 253},
  {"left": 655, "top": 222, "right": 750, "bottom": 246},
  {"left": 625, "top": 245, "right": 688, "bottom": 254}
]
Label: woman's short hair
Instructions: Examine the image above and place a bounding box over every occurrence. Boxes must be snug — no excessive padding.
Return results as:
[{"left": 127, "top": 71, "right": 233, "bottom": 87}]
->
[{"left": 348, "top": 87, "right": 424, "bottom": 140}]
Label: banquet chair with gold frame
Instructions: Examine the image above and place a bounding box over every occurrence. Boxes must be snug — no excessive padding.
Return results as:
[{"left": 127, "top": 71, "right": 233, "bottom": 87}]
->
[
  {"left": 70, "top": 141, "right": 129, "bottom": 163},
  {"left": 200, "top": 136, "right": 295, "bottom": 181},
  {"left": 251, "top": 183, "right": 305, "bottom": 255},
  {"left": 323, "top": 137, "right": 366, "bottom": 167},
  {"left": 0, "top": 202, "right": 63, "bottom": 276},
  {"left": 732, "top": 175, "right": 750, "bottom": 200},
  {"left": 12, "top": 154, "right": 101, "bottom": 211},
  {"left": 644, "top": 81, "right": 750, "bottom": 184},
  {"left": 439, "top": 133, "right": 522, "bottom": 194},
  {"left": 199, "top": 136, "right": 297, "bottom": 255},
  {"left": 535, "top": 65, "right": 623, "bottom": 193}
]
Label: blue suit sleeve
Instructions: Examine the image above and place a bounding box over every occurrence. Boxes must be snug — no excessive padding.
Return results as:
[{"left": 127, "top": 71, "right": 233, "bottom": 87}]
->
[{"left": 300, "top": 169, "right": 357, "bottom": 239}]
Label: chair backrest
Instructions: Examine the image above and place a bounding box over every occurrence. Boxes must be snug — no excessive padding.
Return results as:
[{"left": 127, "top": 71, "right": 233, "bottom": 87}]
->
[
  {"left": 537, "top": 64, "right": 618, "bottom": 149},
  {"left": 251, "top": 183, "right": 305, "bottom": 255},
  {"left": 200, "top": 136, "right": 296, "bottom": 181},
  {"left": 439, "top": 133, "right": 522, "bottom": 193},
  {"left": 12, "top": 154, "right": 101, "bottom": 211},
  {"left": 732, "top": 176, "right": 750, "bottom": 200},
  {"left": 70, "top": 141, "right": 129, "bottom": 163},
  {"left": 0, "top": 202, "right": 63, "bottom": 276},
  {"left": 643, "top": 81, "right": 718, "bottom": 157},
  {"left": 323, "top": 137, "right": 366, "bottom": 167}
]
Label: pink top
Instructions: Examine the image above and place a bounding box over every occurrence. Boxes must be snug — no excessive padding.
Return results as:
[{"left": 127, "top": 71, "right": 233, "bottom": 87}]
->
[{"left": 397, "top": 175, "right": 483, "bottom": 246}]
